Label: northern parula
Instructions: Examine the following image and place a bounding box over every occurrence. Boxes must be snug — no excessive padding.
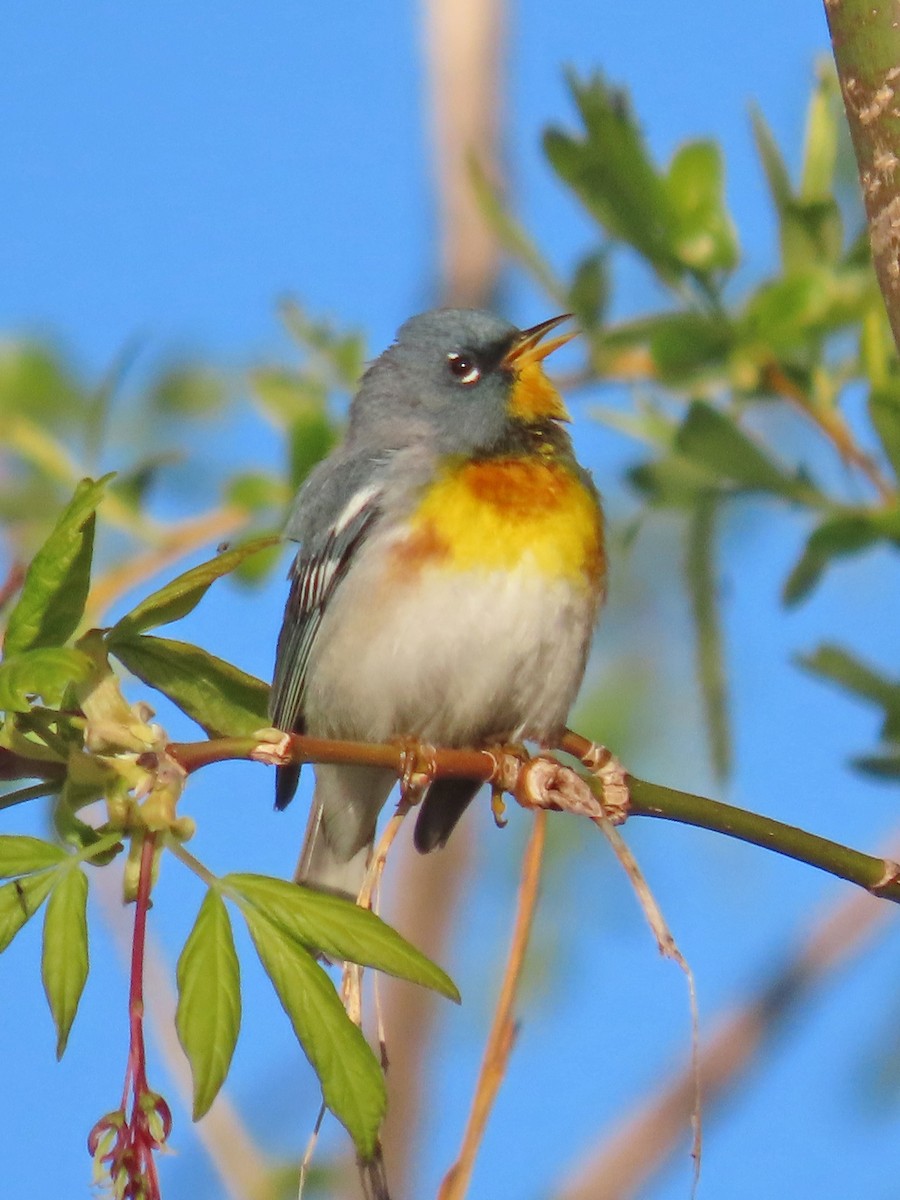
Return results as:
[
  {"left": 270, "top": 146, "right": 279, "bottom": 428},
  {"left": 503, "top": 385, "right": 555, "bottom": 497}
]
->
[{"left": 270, "top": 308, "right": 605, "bottom": 896}]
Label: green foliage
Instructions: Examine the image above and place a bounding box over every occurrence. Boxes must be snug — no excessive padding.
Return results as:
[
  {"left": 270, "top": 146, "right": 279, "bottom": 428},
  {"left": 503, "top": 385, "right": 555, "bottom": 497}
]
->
[
  {"left": 0, "top": 471, "right": 458, "bottom": 1168},
  {"left": 3, "top": 57, "right": 900, "bottom": 1191},
  {"left": 223, "top": 873, "right": 460, "bottom": 1001},
  {"left": 41, "top": 864, "right": 90, "bottom": 1058},
  {"left": 4, "top": 476, "right": 110, "bottom": 656},
  {"left": 108, "top": 635, "right": 270, "bottom": 737},
  {"left": 176, "top": 888, "right": 241, "bottom": 1120},
  {"left": 241, "top": 896, "right": 386, "bottom": 1157},
  {"left": 527, "top": 65, "right": 898, "bottom": 780},
  {"left": 799, "top": 645, "right": 900, "bottom": 776}
]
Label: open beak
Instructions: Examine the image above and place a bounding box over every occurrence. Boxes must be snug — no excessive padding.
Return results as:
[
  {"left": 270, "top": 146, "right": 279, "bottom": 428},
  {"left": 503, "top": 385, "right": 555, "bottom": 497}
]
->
[
  {"left": 501, "top": 313, "right": 577, "bottom": 369},
  {"left": 501, "top": 314, "right": 576, "bottom": 424}
]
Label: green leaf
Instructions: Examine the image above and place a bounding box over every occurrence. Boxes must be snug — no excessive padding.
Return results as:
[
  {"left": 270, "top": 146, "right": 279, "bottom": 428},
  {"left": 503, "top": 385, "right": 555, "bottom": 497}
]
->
[
  {"left": 108, "top": 535, "right": 280, "bottom": 640},
  {"left": 278, "top": 301, "right": 366, "bottom": 390},
  {"left": 647, "top": 312, "right": 734, "bottom": 380},
  {"left": 0, "top": 647, "right": 94, "bottom": 713},
  {"left": 666, "top": 140, "right": 739, "bottom": 274},
  {"left": 869, "top": 386, "right": 900, "bottom": 478},
  {"left": 4, "top": 476, "right": 112, "bottom": 656},
  {"left": 224, "top": 873, "right": 460, "bottom": 1002},
  {"left": 226, "top": 472, "right": 289, "bottom": 516},
  {"left": 853, "top": 752, "right": 900, "bottom": 779},
  {"left": 675, "top": 402, "right": 816, "bottom": 501},
  {"left": 628, "top": 455, "right": 721, "bottom": 506},
  {"left": 685, "top": 498, "right": 730, "bottom": 780},
  {"left": 148, "top": 363, "right": 228, "bottom": 417},
  {"left": 0, "top": 835, "right": 66, "bottom": 879},
  {"left": 176, "top": 888, "right": 241, "bottom": 1119},
  {"left": 567, "top": 252, "right": 608, "bottom": 333},
  {"left": 0, "top": 341, "right": 87, "bottom": 427},
  {"left": 798, "top": 644, "right": 900, "bottom": 740},
  {"left": 0, "top": 870, "right": 57, "bottom": 953},
  {"left": 544, "top": 72, "right": 681, "bottom": 284},
  {"left": 288, "top": 410, "right": 338, "bottom": 491},
  {"left": 41, "top": 865, "right": 89, "bottom": 1057},
  {"left": 784, "top": 513, "right": 886, "bottom": 605},
  {"left": 800, "top": 63, "right": 839, "bottom": 204},
  {"left": 108, "top": 635, "right": 269, "bottom": 737},
  {"left": 750, "top": 102, "right": 843, "bottom": 271},
  {"left": 751, "top": 105, "right": 793, "bottom": 216},
  {"left": 239, "top": 901, "right": 386, "bottom": 1156}
]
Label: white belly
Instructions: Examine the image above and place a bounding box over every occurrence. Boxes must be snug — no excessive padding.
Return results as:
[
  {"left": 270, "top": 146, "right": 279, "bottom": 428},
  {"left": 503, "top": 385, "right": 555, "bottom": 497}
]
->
[{"left": 305, "top": 553, "right": 597, "bottom": 747}]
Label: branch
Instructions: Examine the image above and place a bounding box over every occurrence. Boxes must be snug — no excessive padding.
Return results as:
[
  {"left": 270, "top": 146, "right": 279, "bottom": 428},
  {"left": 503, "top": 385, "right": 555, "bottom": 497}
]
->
[
  {"left": 826, "top": 0, "right": 900, "bottom": 358},
  {"left": 165, "top": 729, "right": 900, "bottom": 905},
  {"left": 555, "top": 865, "right": 894, "bottom": 1200}
]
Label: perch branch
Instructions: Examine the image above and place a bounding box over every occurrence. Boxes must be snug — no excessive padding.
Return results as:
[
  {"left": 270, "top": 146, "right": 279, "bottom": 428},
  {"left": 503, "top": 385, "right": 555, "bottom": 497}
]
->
[{"left": 164, "top": 729, "right": 900, "bottom": 905}]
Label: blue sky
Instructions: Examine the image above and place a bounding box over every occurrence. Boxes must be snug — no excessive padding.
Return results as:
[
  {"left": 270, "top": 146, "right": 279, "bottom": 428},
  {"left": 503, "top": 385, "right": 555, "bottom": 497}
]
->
[{"left": 6, "top": 4, "right": 900, "bottom": 1200}]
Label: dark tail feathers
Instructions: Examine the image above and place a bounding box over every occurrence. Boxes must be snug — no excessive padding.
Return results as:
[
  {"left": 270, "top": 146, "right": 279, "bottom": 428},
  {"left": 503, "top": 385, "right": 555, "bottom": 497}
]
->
[{"left": 413, "top": 778, "right": 482, "bottom": 853}]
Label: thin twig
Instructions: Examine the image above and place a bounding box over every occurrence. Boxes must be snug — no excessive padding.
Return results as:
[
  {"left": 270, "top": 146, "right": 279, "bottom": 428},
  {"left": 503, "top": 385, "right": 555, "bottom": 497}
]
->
[
  {"left": 556, "top": 870, "right": 895, "bottom": 1200},
  {"left": 595, "top": 818, "right": 702, "bottom": 1195},
  {"left": 760, "top": 361, "right": 895, "bottom": 502},
  {"left": 436, "top": 809, "right": 547, "bottom": 1200}
]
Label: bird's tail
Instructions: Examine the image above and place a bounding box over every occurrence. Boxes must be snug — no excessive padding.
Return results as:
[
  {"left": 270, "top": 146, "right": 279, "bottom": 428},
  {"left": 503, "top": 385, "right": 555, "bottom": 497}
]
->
[{"left": 294, "top": 763, "right": 396, "bottom": 898}]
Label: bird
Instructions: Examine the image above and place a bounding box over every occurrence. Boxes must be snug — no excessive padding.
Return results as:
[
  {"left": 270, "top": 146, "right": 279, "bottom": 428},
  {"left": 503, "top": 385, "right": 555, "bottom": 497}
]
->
[{"left": 270, "top": 307, "right": 606, "bottom": 897}]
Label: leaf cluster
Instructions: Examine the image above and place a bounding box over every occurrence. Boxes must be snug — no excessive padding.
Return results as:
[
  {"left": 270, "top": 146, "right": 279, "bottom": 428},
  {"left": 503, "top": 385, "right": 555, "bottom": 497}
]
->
[
  {"left": 484, "top": 65, "right": 900, "bottom": 779},
  {"left": 0, "top": 471, "right": 458, "bottom": 1162}
]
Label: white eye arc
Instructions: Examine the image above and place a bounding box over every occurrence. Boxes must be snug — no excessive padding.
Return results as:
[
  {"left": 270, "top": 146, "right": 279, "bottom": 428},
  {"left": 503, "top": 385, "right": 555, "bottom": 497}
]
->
[{"left": 447, "top": 352, "right": 481, "bottom": 386}]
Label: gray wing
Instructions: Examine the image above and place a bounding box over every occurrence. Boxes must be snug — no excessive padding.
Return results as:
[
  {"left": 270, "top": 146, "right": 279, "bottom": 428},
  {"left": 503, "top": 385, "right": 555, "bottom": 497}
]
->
[{"left": 270, "top": 470, "right": 384, "bottom": 810}]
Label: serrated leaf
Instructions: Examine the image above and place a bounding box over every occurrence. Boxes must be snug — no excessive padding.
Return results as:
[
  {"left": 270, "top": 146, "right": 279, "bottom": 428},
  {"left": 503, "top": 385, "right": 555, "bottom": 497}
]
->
[
  {"left": 176, "top": 888, "right": 241, "bottom": 1119},
  {"left": 675, "top": 402, "right": 816, "bottom": 501},
  {"left": 544, "top": 72, "right": 681, "bottom": 284},
  {"left": 4, "top": 476, "right": 111, "bottom": 656},
  {"left": 239, "top": 901, "right": 385, "bottom": 1156},
  {"left": 0, "top": 835, "right": 67, "bottom": 879},
  {"left": 224, "top": 873, "right": 460, "bottom": 1002},
  {"left": 109, "top": 634, "right": 269, "bottom": 737},
  {"left": 0, "top": 870, "right": 57, "bottom": 953},
  {"left": 41, "top": 865, "right": 89, "bottom": 1057},
  {"left": 108, "top": 536, "right": 280, "bottom": 641},
  {"left": 0, "top": 647, "right": 93, "bottom": 713},
  {"left": 783, "top": 513, "right": 884, "bottom": 604}
]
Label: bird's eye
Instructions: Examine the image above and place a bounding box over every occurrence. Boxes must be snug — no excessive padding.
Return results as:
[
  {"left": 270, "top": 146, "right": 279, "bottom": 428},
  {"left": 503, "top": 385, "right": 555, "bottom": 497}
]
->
[{"left": 447, "top": 352, "right": 481, "bottom": 385}]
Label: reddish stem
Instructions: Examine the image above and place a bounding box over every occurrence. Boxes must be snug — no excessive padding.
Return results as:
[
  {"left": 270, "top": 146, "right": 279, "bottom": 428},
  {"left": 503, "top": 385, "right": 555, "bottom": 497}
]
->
[
  {"left": 90, "top": 833, "right": 171, "bottom": 1200},
  {"left": 125, "top": 833, "right": 156, "bottom": 1104}
]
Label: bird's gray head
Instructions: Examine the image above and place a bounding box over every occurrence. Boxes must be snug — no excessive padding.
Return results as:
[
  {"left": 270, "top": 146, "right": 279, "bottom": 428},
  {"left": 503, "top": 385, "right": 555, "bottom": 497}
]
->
[{"left": 345, "top": 307, "right": 574, "bottom": 457}]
